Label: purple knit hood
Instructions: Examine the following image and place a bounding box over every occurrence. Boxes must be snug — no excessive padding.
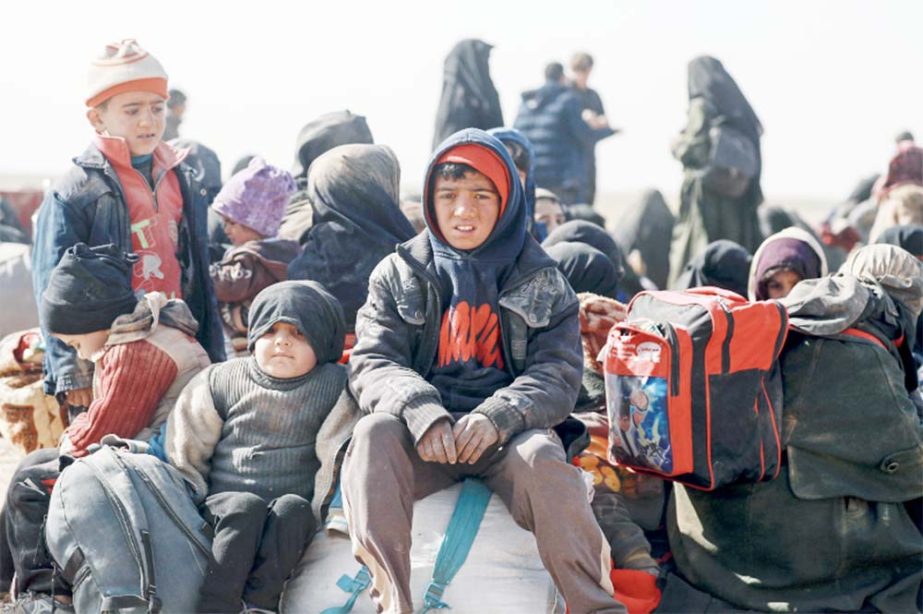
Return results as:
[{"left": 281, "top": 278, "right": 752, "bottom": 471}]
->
[{"left": 212, "top": 157, "right": 295, "bottom": 237}]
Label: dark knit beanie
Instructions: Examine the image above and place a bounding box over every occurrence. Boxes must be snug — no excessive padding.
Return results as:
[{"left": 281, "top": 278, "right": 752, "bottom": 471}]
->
[
  {"left": 40, "top": 243, "right": 139, "bottom": 335},
  {"left": 247, "top": 281, "right": 346, "bottom": 364}
]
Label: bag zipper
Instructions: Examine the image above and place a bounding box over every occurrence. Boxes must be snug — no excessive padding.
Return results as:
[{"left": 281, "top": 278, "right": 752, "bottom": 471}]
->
[
  {"left": 140, "top": 530, "right": 159, "bottom": 610},
  {"left": 134, "top": 469, "right": 211, "bottom": 558},
  {"left": 86, "top": 453, "right": 147, "bottom": 594},
  {"left": 715, "top": 300, "right": 734, "bottom": 373},
  {"left": 753, "top": 397, "right": 766, "bottom": 481},
  {"left": 658, "top": 322, "right": 681, "bottom": 397},
  {"left": 760, "top": 379, "right": 783, "bottom": 480}
]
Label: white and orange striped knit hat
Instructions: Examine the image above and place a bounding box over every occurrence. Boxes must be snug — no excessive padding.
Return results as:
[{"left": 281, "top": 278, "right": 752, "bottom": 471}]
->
[{"left": 85, "top": 39, "right": 168, "bottom": 108}]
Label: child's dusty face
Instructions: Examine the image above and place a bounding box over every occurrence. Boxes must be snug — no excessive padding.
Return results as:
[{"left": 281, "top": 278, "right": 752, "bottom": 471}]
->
[
  {"left": 764, "top": 268, "right": 802, "bottom": 299},
  {"left": 535, "top": 198, "right": 565, "bottom": 234},
  {"left": 221, "top": 214, "right": 265, "bottom": 246},
  {"left": 433, "top": 170, "right": 500, "bottom": 251},
  {"left": 55, "top": 330, "right": 110, "bottom": 361},
  {"left": 87, "top": 91, "right": 166, "bottom": 157},
  {"left": 254, "top": 322, "right": 318, "bottom": 379}
]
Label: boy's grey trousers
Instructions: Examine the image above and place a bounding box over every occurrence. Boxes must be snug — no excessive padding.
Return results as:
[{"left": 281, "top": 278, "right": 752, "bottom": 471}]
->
[{"left": 341, "top": 413, "right": 626, "bottom": 614}]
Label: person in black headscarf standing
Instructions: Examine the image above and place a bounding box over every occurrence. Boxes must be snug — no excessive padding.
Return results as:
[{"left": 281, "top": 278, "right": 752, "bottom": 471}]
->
[
  {"left": 672, "top": 239, "right": 752, "bottom": 297},
  {"left": 542, "top": 220, "right": 650, "bottom": 301},
  {"left": 432, "top": 39, "right": 504, "bottom": 150},
  {"left": 612, "top": 189, "right": 675, "bottom": 290},
  {"left": 279, "top": 110, "right": 375, "bottom": 245},
  {"left": 669, "top": 56, "right": 764, "bottom": 287},
  {"left": 286, "top": 144, "right": 416, "bottom": 339}
]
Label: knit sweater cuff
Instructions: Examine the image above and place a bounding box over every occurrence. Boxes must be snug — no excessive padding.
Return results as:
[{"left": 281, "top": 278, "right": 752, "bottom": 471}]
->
[
  {"left": 402, "top": 397, "right": 452, "bottom": 444},
  {"left": 55, "top": 370, "right": 94, "bottom": 394},
  {"left": 473, "top": 397, "right": 525, "bottom": 445}
]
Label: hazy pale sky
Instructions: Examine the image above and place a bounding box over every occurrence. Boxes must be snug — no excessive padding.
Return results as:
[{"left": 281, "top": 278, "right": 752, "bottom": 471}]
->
[{"left": 1, "top": 0, "right": 919, "bottom": 204}]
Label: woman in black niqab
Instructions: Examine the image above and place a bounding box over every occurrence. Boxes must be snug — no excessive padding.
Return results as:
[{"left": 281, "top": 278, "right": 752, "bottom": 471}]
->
[
  {"left": 687, "top": 56, "right": 763, "bottom": 144},
  {"left": 669, "top": 55, "right": 765, "bottom": 286},
  {"left": 432, "top": 39, "right": 504, "bottom": 149},
  {"left": 612, "top": 189, "right": 675, "bottom": 290},
  {"left": 287, "top": 144, "right": 416, "bottom": 331},
  {"left": 672, "top": 239, "right": 752, "bottom": 298}
]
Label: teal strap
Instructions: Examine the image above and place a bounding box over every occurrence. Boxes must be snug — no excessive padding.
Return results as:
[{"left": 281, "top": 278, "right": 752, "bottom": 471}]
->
[
  {"left": 320, "top": 565, "right": 371, "bottom": 614},
  {"left": 329, "top": 484, "right": 343, "bottom": 510},
  {"left": 421, "top": 478, "right": 493, "bottom": 613}
]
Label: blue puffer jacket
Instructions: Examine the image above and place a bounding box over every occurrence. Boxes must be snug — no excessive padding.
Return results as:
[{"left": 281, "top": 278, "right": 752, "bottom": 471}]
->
[
  {"left": 32, "top": 143, "right": 225, "bottom": 395},
  {"left": 513, "top": 82, "right": 613, "bottom": 203}
]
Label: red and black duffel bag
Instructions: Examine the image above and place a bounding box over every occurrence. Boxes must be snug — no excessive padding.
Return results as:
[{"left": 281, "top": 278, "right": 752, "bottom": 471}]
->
[{"left": 603, "top": 287, "right": 788, "bottom": 491}]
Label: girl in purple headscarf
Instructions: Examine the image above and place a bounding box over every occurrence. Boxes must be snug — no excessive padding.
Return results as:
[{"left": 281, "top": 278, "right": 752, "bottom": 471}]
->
[{"left": 748, "top": 227, "right": 827, "bottom": 301}]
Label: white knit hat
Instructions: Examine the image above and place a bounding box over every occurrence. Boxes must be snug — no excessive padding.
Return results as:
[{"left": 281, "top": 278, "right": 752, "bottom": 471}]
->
[{"left": 85, "top": 39, "right": 168, "bottom": 108}]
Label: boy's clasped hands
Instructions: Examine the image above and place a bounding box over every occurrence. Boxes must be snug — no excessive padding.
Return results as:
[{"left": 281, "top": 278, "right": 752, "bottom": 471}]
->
[{"left": 416, "top": 414, "right": 499, "bottom": 464}]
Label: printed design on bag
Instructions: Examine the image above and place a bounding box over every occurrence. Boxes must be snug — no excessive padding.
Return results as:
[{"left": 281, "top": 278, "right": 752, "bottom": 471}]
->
[
  {"left": 577, "top": 453, "right": 623, "bottom": 492},
  {"left": 607, "top": 374, "right": 671, "bottom": 472},
  {"left": 1, "top": 403, "right": 38, "bottom": 453},
  {"left": 577, "top": 442, "right": 664, "bottom": 500},
  {"left": 635, "top": 341, "right": 662, "bottom": 363},
  {"left": 437, "top": 301, "right": 504, "bottom": 369}
]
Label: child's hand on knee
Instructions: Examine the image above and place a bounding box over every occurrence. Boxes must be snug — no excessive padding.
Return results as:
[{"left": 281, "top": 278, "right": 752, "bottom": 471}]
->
[
  {"left": 453, "top": 414, "right": 499, "bottom": 464},
  {"left": 417, "top": 419, "right": 457, "bottom": 464},
  {"left": 65, "top": 387, "right": 93, "bottom": 408}
]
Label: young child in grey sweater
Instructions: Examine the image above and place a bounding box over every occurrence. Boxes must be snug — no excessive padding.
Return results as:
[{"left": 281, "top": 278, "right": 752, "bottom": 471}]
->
[{"left": 165, "top": 280, "right": 349, "bottom": 613}]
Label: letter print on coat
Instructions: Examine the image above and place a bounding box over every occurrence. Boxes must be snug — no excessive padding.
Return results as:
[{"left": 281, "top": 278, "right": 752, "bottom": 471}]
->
[{"left": 129, "top": 216, "right": 180, "bottom": 298}]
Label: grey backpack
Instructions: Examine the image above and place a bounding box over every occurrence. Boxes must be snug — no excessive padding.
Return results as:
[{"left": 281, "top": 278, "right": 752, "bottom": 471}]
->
[
  {"left": 700, "top": 124, "right": 759, "bottom": 198},
  {"left": 45, "top": 445, "right": 212, "bottom": 613}
]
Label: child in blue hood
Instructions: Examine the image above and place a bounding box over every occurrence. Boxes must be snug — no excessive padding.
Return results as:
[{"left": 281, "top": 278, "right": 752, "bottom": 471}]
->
[
  {"left": 487, "top": 127, "right": 544, "bottom": 240},
  {"left": 342, "top": 129, "right": 626, "bottom": 613}
]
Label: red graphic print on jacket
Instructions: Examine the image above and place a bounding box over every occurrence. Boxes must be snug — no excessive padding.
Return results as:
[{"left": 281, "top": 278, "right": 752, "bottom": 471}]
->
[
  {"left": 437, "top": 301, "right": 504, "bottom": 370},
  {"left": 95, "top": 135, "right": 185, "bottom": 299}
]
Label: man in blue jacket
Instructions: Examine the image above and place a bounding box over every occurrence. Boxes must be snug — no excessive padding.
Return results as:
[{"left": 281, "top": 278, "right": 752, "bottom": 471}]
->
[{"left": 514, "top": 62, "right": 614, "bottom": 206}]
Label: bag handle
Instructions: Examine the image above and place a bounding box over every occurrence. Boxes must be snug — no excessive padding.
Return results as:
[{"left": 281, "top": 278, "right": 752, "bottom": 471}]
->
[
  {"left": 322, "top": 479, "right": 492, "bottom": 614},
  {"left": 87, "top": 447, "right": 160, "bottom": 611},
  {"left": 421, "top": 478, "right": 493, "bottom": 613},
  {"left": 841, "top": 327, "right": 888, "bottom": 351},
  {"left": 321, "top": 566, "right": 372, "bottom": 614}
]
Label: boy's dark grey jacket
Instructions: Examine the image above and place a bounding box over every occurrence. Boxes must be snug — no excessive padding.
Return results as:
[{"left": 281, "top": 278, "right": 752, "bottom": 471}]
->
[
  {"left": 32, "top": 143, "right": 225, "bottom": 395},
  {"left": 349, "top": 128, "right": 584, "bottom": 449},
  {"left": 349, "top": 223, "right": 583, "bottom": 446}
]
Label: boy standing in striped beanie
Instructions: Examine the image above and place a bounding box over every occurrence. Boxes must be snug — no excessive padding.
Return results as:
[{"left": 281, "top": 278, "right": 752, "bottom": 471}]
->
[{"left": 30, "top": 39, "right": 224, "bottom": 426}]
